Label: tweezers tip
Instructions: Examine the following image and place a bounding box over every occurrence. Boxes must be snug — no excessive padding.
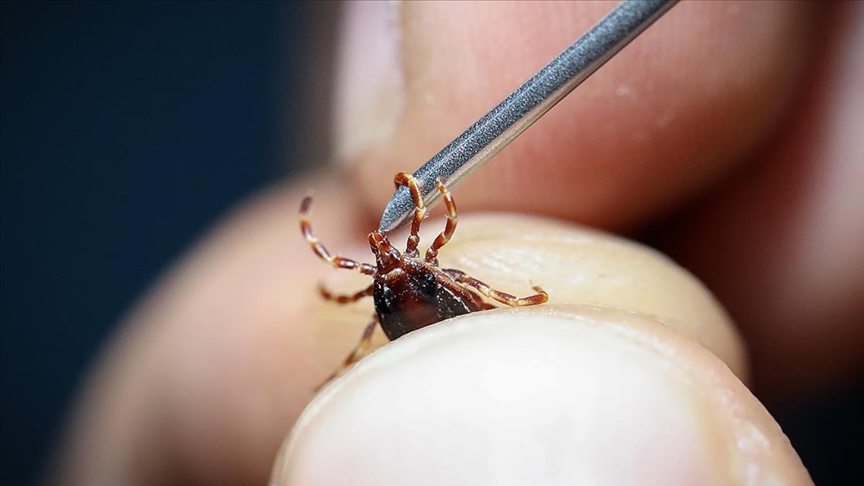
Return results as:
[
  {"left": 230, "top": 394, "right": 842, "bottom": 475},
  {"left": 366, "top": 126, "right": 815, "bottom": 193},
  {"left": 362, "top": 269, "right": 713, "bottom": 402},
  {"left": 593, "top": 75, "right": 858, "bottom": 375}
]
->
[
  {"left": 378, "top": 188, "right": 412, "bottom": 232},
  {"left": 377, "top": 217, "right": 394, "bottom": 233}
]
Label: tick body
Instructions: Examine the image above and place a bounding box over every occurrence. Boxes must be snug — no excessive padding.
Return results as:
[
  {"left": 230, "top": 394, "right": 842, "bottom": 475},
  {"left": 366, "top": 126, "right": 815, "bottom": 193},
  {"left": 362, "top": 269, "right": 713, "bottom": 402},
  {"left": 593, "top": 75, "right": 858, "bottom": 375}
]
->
[{"left": 301, "top": 172, "right": 548, "bottom": 383}]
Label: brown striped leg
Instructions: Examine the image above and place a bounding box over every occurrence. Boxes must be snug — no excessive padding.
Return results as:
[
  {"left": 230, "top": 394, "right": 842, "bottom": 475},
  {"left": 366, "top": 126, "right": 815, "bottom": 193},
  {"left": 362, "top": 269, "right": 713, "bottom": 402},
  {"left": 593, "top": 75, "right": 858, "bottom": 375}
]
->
[
  {"left": 316, "top": 317, "right": 378, "bottom": 391},
  {"left": 464, "top": 287, "right": 496, "bottom": 310},
  {"left": 319, "top": 284, "right": 374, "bottom": 304},
  {"left": 300, "top": 195, "right": 376, "bottom": 275},
  {"left": 425, "top": 179, "right": 457, "bottom": 264},
  {"left": 445, "top": 269, "right": 548, "bottom": 307},
  {"left": 393, "top": 172, "right": 426, "bottom": 258}
]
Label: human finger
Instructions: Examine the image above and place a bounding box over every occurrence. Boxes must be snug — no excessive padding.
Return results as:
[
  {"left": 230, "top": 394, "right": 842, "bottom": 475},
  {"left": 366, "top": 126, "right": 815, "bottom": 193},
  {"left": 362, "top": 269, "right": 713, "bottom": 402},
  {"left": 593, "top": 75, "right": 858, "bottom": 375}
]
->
[
  {"left": 47, "top": 176, "right": 370, "bottom": 485},
  {"left": 657, "top": 2, "right": 864, "bottom": 400},
  {"left": 335, "top": 1, "right": 820, "bottom": 229},
  {"left": 274, "top": 307, "right": 810, "bottom": 485}
]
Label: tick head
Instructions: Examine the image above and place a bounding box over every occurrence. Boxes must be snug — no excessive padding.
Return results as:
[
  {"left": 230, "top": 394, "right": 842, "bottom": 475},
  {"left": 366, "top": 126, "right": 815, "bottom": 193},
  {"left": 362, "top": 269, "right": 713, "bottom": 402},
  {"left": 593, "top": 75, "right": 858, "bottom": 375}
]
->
[{"left": 368, "top": 231, "right": 401, "bottom": 273}]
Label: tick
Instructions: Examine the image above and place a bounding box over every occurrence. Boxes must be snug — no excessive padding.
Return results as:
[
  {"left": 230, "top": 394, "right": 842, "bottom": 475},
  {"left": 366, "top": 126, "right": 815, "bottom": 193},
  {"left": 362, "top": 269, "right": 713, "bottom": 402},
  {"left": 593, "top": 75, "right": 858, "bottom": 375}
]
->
[{"left": 300, "top": 172, "right": 548, "bottom": 383}]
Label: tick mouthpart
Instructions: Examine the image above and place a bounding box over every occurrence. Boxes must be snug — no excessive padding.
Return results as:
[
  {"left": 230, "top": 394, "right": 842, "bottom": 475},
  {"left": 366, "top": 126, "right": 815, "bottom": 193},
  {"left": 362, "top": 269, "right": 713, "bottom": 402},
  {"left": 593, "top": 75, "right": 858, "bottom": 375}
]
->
[{"left": 368, "top": 231, "right": 401, "bottom": 273}]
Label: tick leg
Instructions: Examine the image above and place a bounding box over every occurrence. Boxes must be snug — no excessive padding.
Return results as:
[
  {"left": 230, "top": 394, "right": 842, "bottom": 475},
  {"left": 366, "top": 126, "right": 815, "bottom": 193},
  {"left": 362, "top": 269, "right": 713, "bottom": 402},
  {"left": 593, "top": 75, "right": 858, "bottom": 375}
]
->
[
  {"left": 319, "top": 283, "right": 374, "bottom": 304},
  {"left": 445, "top": 269, "right": 548, "bottom": 307},
  {"left": 300, "top": 195, "right": 376, "bottom": 275},
  {"left": 394, "top": 172, "right": 426, "bottom": 258},
  {"left": 425, "top": 179, "right": 457, "bottom": 264},
  {"left": 316, "top": 317, "right": 379, "bottom": 391},
  {"left": 464, "top": 287, "right": 496, "bottom": 310}
]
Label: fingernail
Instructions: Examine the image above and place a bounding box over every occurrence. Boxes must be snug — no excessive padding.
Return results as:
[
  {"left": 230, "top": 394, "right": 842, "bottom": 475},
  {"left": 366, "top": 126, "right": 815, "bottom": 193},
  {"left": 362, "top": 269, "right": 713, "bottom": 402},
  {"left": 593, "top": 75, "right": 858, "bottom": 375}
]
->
[
  {"left": 273, "top": 308, "right": 810, "bottom": 485},
  {"left": 333, "top": 1, "right": 404, "bottom": 163}
]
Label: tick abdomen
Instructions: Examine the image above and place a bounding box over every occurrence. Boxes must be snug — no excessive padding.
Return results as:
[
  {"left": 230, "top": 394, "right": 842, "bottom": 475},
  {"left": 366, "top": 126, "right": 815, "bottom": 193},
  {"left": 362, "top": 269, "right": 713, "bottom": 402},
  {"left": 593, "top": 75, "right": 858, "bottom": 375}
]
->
[{"left": 374, "top": 259, "right": 483, "bottom": 340}]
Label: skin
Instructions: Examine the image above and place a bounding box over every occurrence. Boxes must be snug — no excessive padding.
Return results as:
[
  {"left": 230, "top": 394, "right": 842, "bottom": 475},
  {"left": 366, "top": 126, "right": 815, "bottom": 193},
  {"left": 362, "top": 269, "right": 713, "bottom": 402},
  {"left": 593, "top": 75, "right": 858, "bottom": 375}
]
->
[{"left": 49, "top": 1, "right": 861, "bottom": 485}]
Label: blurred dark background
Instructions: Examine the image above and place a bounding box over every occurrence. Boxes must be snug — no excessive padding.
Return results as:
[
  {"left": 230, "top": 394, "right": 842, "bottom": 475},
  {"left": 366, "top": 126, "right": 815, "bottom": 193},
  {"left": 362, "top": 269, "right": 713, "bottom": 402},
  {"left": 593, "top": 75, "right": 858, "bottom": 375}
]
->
[
  {"left": 1, "top": 2, "right": 334, "bottom": 484},
  {"left": 0, "top": 2, "right": 858, "bottom": 485}
]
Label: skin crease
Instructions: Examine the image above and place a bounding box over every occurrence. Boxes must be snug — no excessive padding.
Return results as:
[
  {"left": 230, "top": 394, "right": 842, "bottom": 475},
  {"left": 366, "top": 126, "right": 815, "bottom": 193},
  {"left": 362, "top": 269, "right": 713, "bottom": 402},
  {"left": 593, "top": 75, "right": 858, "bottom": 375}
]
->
[{"left": 48, "top": 1, "right": 859, "bottom": 485}]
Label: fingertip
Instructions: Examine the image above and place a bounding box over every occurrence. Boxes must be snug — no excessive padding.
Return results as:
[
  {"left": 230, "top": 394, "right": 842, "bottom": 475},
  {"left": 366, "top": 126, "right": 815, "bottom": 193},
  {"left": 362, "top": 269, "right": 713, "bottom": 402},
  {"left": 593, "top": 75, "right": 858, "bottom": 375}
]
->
[{"left": 273, "top": 308, "right": 810, "bottom": 486}]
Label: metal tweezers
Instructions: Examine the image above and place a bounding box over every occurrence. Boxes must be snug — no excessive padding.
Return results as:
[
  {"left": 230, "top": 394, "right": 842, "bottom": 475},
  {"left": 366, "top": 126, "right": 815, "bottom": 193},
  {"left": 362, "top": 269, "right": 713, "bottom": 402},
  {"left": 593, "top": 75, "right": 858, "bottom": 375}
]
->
[{"left": 379, "top": 0, "right": 678, "bottom": 232}]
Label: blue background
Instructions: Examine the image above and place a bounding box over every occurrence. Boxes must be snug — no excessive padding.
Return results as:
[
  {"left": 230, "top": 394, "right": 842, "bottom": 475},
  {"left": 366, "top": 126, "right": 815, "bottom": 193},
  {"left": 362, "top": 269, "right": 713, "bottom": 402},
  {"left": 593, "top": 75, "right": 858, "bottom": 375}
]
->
[{"left": 0, "top": 2, "right": 859, "bottom": 485}]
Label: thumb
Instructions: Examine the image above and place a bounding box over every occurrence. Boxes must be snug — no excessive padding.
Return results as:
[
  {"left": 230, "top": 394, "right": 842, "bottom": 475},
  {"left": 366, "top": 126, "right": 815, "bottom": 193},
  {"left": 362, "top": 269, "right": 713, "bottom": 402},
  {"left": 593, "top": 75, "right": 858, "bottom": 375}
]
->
[
  {"left": 271, "top": 216, "right": 810, "bottom": 485},
  {"left": 272, "top": 307, "right": 809, "bottom": 485}
]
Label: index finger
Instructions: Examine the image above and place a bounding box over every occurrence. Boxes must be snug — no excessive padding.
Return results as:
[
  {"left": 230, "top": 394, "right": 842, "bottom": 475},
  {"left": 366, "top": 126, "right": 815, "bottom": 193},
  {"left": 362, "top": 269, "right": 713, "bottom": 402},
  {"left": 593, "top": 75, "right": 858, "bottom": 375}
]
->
[{"left": 335, "top": 1, "right": 818, "bottom": 229}]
